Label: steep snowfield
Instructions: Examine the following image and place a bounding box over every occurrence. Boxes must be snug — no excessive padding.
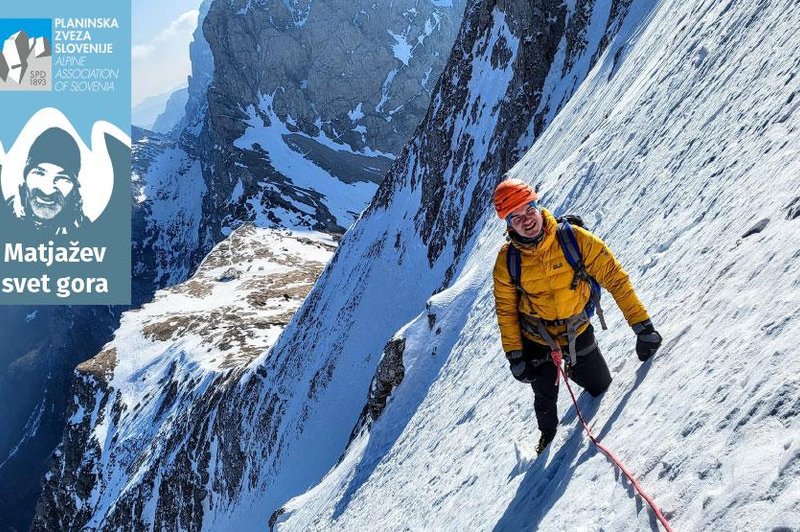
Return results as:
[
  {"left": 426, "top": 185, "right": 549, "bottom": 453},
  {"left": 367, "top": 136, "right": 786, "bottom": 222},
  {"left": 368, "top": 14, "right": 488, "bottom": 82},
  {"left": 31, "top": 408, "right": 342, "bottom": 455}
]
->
[
  {"left": 131, "top": 131, "right": 206, "bottom": 289},
  {"left": 277, "top": 1, "right": 800, "bottom": 530},
  {"left": 34, "top": 0, "right": 799, "bottom": 529}
]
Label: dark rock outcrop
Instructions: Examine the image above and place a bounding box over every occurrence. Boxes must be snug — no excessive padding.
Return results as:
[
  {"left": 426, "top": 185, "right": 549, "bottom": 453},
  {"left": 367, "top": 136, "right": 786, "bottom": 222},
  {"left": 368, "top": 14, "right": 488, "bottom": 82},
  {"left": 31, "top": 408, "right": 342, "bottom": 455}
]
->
[
  {"left": 194, "top": 0, "right": 466, "bottom": 242},
  {"left": 368, "top": 337, "right": 407, "bottom": 420}
]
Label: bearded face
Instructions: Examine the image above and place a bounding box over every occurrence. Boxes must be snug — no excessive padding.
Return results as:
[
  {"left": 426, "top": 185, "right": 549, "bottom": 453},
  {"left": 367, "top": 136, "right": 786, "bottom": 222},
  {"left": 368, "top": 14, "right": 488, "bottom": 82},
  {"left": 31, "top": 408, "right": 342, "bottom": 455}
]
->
[{"left": 23, "top": 162, "right": 77, "bottom": 223}]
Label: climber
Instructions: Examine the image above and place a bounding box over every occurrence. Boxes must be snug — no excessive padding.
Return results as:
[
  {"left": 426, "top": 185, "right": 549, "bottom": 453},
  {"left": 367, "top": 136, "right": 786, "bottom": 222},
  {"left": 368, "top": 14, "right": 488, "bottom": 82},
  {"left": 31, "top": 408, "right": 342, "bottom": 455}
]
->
[{"left": 491, "top": 178, "right": 662, "bottom": 455}]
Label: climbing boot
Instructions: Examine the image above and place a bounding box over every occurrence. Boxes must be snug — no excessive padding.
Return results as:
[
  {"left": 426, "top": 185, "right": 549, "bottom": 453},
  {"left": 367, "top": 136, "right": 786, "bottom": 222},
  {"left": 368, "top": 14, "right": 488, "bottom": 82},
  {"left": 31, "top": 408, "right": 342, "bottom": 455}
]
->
[{"left": 536, "top": 430, "right": 556, "bottom": 455}]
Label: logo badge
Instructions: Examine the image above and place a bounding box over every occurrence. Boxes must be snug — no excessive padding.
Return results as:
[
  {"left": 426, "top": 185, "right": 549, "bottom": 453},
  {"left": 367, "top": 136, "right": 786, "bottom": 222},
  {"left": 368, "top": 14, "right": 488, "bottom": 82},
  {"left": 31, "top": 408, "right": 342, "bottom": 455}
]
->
[{"left": 0, "top": 19, "right": 52, "bottom": 91}]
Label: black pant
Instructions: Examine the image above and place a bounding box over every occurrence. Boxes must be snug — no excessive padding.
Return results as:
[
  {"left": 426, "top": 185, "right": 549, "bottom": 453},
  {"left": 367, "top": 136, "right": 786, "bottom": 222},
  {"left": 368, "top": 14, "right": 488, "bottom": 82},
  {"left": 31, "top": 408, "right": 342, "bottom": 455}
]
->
[{"left": 522, "top": 325, "right": 612, "bottom": 434}]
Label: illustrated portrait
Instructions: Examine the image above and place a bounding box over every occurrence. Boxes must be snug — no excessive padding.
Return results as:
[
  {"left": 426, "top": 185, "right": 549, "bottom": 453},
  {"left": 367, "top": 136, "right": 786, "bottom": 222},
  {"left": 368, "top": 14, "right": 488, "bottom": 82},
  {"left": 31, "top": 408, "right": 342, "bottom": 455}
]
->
[
  {"left": 7, "top": 127, "right": 87, "bottom": 234},
  {"left": 0, "top": 107, "right": 116, "bottom": 237}
]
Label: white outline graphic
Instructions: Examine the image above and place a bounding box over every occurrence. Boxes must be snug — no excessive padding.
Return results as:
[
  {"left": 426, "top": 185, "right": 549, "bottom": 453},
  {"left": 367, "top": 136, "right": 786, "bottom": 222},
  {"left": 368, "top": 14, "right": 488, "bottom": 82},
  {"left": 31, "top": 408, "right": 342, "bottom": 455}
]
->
[{"left": 0, "top": 107, "right": 131, "bottom": 223}]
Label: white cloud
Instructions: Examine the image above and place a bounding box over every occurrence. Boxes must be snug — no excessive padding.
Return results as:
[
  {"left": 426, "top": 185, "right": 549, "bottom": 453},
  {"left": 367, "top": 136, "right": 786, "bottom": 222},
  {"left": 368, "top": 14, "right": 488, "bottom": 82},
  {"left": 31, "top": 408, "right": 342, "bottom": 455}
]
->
[
  {"left": 132, "top": 41, "right": 157, "bottom": 59},
  {"left": 133, "top": 10, "right": 199, "bottom": 58},
  {"left": 132, "top": 10, "right": 200, "bottom": 105}
]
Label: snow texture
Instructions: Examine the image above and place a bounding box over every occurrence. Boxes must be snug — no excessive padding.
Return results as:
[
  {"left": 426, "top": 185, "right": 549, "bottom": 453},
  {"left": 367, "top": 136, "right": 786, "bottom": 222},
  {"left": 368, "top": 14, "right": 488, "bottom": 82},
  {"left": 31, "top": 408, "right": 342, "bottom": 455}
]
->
[
  {"left": 67, "top": 226, "right": 335, "bottom": 530},
  {"left": 389, "top": 30, "right": 413, "bottom": 66},
  {"left": 132, "top": 137, "right": 206, "bottom": 286},
  {"left": 276, "top": 0, "right": 800, "bottom": 530},
  {"left": 37, "top": 0, "right": 800, "bottom": 529}
]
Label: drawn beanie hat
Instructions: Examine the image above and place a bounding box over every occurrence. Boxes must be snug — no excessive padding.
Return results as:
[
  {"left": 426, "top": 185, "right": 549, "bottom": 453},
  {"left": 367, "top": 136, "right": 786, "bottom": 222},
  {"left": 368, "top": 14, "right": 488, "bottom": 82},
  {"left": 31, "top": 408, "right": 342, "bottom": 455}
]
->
[{"left": 24, "top": 127, "right": 82, "bottom": 182}]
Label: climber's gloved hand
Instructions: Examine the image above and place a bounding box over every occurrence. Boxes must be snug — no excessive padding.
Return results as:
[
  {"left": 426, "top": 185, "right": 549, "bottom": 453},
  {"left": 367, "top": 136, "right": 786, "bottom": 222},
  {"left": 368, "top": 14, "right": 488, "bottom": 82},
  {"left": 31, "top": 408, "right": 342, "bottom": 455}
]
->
[
  {"left": 632, "top": 320, "right": 662, "bottom": 362},
  {"left": 506, "top": 350, "right": 530, "bottom": 382}
]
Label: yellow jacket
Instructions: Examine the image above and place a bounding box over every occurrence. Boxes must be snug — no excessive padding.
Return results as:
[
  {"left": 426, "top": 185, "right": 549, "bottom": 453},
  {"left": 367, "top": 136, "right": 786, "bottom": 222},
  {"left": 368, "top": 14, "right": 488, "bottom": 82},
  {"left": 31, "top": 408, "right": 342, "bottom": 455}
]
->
[{"left": 493, "top": 208, "right": 650, "bottom": 352}]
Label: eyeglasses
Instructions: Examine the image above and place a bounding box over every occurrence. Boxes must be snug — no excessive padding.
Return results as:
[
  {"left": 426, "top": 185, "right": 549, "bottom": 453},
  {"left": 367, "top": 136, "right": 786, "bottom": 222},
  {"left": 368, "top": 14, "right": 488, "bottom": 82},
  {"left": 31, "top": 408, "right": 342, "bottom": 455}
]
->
[{"left": 506, "top": 201, "right": 540, "bottom": 226}]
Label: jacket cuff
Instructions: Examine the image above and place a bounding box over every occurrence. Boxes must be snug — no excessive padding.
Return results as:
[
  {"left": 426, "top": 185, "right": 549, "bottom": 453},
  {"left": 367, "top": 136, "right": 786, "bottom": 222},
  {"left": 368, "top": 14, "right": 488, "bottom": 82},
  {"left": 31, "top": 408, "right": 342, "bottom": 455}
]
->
[
  {"left": 632, "top": 319, "right": 654, "bottom": 335},
  {"left": 505, "top": 350, "right": 524, "bottom": 361}
]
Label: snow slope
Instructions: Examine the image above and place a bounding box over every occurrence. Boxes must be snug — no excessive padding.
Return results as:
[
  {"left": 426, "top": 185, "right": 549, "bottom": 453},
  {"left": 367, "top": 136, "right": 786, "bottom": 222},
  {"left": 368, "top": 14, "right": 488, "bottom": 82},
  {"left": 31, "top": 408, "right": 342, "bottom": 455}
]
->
[
  {"left": 234, "top": 93, "right": 382, "bottom": 230},
  {"left": 276, "top": 0, "right": 800, "bottom": 530},
  {"left": 198, "top": 0, "right": 466, "bottom": 237},
  {"left": 131, "top": 129, "right": 207, "bottom": 291}
]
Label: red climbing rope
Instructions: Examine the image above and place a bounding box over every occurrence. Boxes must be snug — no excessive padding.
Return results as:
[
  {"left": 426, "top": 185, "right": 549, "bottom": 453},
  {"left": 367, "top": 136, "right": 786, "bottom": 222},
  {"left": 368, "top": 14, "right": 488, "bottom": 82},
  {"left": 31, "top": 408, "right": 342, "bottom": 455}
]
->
[{"left": 551, "top": 349, "right": 675, "bottom": 532}]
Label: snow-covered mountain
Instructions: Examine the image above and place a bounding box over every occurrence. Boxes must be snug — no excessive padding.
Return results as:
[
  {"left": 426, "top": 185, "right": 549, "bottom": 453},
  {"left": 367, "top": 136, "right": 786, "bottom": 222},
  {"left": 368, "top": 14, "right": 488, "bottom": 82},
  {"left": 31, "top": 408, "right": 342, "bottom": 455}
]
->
[
  {"left": 174, "top": 0, "right": 214, "bottom": 141},
  {"left": 4, "top": 2, "right": 463, "bottom": 527},
  {"left": 34, "top": 0, "right": 800, "bottom": 529},
  {"left": 131, "top": 126, "right": 207, "bottom": 294},
  {"left": 34, "top": 0, "right": 666, "bottom": 528},
  {"left": 17, "top": 2, "right": 463, "bottom": 529},
  {"left": 192, "top": 0, "right": 466, "bottom": 241},
  {"left": 0, "top": 4, "right": 215, "bottom": 524},
  {"left": 274, "top": 1, "right": 800, "bottom": 529},
  {"left": 128, "top": 0, "right": 466, "bottom": 317},
  {"left": 33, "top": 224, "right": 335, "bottom": 531}
]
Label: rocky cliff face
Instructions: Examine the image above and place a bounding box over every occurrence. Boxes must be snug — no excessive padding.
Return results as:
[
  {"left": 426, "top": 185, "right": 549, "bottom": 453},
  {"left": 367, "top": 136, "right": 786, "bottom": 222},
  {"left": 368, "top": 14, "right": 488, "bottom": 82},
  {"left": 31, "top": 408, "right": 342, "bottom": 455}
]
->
[
  {"left": 151, "top": 88, "right": 189, "bottom": 134},
  {"left": 130, "top": 126, "right": 208, "bottom": 296},
  {"left": 175, "top": 0, "right": 214, "bottom": 142},
  {"left": 135, "top": 0, "right": 467, "bottom": 295},
  {"left": 370, "top": 0, "right": 637, "bottom": 277},
  {"left": 34, "top": 0, "right": 644, "bottom": 528},
  {"left": 194, "top": 0, "right": 466, "bottom": 247},
  {"left": 0, "top": 304, "right": 121, "bottom": 532}
]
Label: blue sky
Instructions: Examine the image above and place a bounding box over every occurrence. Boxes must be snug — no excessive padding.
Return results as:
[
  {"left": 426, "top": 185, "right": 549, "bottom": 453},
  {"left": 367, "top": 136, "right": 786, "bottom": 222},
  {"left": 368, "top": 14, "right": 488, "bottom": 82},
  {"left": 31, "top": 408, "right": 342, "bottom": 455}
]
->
[
  {"left": 132, "top": 0, "right": 203, "bottom": 105},
  {"left": 0, "top": 19, "right": 51, "bottom": 41}
]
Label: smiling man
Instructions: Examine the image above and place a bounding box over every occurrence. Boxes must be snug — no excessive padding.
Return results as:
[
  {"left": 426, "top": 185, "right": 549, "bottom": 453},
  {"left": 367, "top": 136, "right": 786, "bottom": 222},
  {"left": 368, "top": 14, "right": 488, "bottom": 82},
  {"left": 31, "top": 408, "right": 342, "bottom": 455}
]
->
[
  {"left": 4, "top": 127, "right": 88, "bottom": 235},
  {"left": 491, "top": 178, "right": 663, "bottom": 454}
]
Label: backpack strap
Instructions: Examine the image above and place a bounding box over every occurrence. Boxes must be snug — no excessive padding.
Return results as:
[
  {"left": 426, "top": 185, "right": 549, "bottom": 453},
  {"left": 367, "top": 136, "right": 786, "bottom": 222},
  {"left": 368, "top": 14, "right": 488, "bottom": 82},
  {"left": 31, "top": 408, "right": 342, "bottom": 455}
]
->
[
  {"left": 505, "top": 220, "right": 609, "bottom": 362},
  {"left": 506, "top": 244, "right": 522, "bottom": 292},
  {"left": 555, "top": 221, "right": 587, "bottom": 288},
  {"left": 556, "top": 221, "right": 608, "bottom": 330}
]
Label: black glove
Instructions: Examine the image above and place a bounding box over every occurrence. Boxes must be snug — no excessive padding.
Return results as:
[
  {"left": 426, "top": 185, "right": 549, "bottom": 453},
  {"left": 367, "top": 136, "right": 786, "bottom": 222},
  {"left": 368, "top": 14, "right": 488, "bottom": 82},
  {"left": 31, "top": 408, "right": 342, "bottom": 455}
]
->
[
  {"left": 632, "top": 320, "right": 662, "bottom": 362},
  {"left": 506, "top": 350, "right": 533, "bottom": 383}
]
